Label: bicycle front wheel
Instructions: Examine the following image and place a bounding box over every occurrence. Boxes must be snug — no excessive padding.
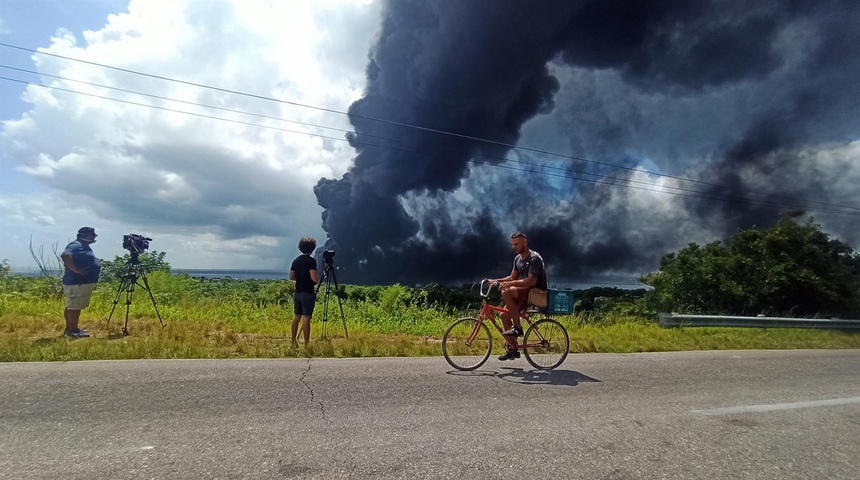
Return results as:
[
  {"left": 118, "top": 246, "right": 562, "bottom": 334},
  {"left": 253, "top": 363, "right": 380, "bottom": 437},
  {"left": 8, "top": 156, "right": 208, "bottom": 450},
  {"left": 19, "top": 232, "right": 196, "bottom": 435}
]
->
[
  {"left": 442, "top": 317, "right": 492, "bottom": 371},
  {"left": 523, "top": 318, "right": 569, "bottom": 370}
]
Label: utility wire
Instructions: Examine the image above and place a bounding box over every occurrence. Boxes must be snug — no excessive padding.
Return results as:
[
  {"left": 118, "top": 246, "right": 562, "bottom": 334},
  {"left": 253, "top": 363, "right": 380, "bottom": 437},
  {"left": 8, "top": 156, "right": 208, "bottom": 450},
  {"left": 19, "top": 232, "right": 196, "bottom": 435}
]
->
[
  {"left": 3, "top": 42, "right": 860, "bottom": 215},
  {"left": 3, "top": 72, "right": 860, "bottom": 217},
  {"left": 0, "top": 64, "right": 360, "bottom": 138},
  {"left": 5, "top": 41, "right": 857, "bottom": 214},
  {"left": 5, "top": 40, "right": 850, "bottom": 211}
]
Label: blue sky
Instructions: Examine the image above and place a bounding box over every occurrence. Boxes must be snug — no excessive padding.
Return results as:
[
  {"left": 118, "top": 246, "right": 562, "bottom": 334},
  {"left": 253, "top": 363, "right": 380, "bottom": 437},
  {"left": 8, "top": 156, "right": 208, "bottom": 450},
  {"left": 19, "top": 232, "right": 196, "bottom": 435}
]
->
[
  {"left": 1, "top": 1, "right": 127, "bottom": 194},
  {"left": 0, "top": 0, "right": 380, "bottom": 270}
]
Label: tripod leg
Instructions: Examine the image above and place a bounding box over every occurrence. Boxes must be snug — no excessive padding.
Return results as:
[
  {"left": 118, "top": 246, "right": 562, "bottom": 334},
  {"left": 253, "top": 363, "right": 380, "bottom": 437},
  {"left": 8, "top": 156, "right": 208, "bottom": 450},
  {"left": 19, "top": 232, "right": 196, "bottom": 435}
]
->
[
  {"left": 314, "top": 268, "right": 327, "bottom": 340},
  {"left": 329, "top": 269, "right": 348, "bottom": 338},
  {"left": 321, "top": 277, "right": 331, "bottom": 339},
  {"left": 139, "top": 272, "right": 166, "bottom": 327},
  {"left": 123, "top": 279, "right": 135, "bottom": 335},
  {"left": 107, "top": 260, "right": 162, "bottom": 335},
  {"left": 106, "top": 276, "right": 131, "bottom": 328}
]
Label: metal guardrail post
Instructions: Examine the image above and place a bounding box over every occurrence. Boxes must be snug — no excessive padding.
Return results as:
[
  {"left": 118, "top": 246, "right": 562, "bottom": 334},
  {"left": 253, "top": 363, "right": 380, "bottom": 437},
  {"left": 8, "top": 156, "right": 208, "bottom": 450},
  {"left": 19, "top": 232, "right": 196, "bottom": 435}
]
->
[{"left": 659, "top": 313, "right": 860, "bottom": 330}]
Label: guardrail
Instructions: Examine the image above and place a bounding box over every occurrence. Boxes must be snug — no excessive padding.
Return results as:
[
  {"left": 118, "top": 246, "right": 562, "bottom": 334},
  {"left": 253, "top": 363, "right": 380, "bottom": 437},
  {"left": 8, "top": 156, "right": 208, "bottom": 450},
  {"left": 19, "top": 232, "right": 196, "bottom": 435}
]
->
[{"left": 659, "top": 313, "right": 860, "bottom": 330}]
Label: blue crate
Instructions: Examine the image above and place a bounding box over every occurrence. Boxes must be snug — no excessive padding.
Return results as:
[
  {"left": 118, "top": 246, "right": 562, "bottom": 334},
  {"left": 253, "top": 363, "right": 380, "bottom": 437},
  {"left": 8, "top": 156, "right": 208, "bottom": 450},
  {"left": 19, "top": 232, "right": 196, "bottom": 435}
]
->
[{"left": 547, "top": 289, "right": 575, "bottom": 314}]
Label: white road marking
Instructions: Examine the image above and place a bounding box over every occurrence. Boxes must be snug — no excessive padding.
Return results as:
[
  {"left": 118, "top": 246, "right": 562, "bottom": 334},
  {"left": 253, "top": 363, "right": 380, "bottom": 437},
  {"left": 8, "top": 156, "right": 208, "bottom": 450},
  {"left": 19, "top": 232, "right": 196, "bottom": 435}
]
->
[{"left": 693, "top": 396, "right": 860, "bottom": 416}]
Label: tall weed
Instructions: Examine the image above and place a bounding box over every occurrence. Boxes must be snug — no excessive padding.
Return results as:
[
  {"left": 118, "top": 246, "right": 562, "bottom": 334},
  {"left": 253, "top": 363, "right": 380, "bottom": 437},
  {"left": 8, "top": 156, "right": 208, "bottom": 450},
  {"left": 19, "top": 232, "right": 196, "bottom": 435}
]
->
[{"left": 1, "top": 273, "right": 858, "bottom": 362}]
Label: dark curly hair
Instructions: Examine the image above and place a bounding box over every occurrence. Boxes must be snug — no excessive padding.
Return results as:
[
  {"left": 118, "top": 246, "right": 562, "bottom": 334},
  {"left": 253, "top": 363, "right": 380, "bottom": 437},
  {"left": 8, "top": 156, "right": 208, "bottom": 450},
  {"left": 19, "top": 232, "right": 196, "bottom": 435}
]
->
[{"left": 298, "top": 236, "right": 317, "bottom": 254}]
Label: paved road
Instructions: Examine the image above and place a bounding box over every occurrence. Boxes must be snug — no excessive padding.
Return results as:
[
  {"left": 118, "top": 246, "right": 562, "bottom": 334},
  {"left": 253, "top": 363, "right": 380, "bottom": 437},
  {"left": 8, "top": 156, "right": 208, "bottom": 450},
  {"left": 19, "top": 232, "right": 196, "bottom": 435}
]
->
[{"left": 1, "top": 350, "right": 858, "bottom": 479}]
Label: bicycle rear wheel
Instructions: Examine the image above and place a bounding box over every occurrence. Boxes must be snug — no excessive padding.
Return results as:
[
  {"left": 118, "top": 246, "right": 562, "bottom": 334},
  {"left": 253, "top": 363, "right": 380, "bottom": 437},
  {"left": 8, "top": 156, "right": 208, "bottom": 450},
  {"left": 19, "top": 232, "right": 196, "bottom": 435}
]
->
[
  {"left": 442, "top": 317, "right": 492, "bottom": 371},
  {"left": 523, "top": 318, "right": 569, "bottom": 370}
]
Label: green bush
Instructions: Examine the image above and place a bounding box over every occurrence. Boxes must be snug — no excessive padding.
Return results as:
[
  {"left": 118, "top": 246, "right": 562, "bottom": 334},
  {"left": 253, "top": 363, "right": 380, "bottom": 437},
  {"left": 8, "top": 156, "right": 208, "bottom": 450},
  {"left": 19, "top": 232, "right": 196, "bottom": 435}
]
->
[
  {"left": 379, "top": 284, "right": 409, "bottom": 310},
  {"left": 641, "top": 214, "right": 860, "bottom": 316},
  {"left": 100, "top": 250, "right": 171, "bottom": 282}
]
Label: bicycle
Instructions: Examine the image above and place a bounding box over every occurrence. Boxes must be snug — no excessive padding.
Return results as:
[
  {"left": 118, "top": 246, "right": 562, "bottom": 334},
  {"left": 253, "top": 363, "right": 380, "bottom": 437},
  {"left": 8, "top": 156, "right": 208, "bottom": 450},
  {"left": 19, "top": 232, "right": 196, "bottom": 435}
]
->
[{"left": 442, "top": 280, "right": 570, "bottom": 371}]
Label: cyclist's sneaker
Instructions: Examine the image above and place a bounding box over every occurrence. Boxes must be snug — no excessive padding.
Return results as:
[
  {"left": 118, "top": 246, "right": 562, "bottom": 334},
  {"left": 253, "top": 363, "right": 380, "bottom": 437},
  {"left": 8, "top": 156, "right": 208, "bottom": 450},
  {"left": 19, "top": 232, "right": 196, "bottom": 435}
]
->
[
  {"left": 502, "top": 327, "right": 524, "bottom": 337},
  {"left": 498, "top": 349, "right": 521, "bottom": 361},
  {"left": 65, "top": 329, "right": 90, "bottom": 338}
]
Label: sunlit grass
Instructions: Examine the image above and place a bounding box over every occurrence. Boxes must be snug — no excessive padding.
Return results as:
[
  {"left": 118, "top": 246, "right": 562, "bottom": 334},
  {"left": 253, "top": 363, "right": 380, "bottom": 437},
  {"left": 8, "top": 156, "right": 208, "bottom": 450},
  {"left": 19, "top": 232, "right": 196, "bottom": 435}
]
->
[
  {"left": 1, "top": 283, "right": 858, "bottom": 362},
  {"left": 563, "top": 320, "right": 860, "bottom": 353}
]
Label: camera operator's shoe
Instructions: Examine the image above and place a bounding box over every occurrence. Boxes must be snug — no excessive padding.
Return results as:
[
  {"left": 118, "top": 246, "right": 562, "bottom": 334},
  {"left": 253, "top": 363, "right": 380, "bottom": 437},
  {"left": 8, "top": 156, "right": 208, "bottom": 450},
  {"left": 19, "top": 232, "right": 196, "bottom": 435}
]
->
[
  {"left": 498, "top": 349, "right": 521, "bottom": 361},
  {"left": 502, "top": 327, "right": 524, "bottom": 337},
  {"left": 65, "top": 329, "right": 90, "bottom": 338}
]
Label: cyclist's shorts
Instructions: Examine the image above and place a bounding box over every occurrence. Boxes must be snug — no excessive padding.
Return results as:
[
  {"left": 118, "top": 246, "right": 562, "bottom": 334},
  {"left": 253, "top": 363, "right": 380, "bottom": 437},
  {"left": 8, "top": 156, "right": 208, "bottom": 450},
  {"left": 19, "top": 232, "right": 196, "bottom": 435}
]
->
[{"left": 514, "top": 287, "right": 530, "bottom": 307}]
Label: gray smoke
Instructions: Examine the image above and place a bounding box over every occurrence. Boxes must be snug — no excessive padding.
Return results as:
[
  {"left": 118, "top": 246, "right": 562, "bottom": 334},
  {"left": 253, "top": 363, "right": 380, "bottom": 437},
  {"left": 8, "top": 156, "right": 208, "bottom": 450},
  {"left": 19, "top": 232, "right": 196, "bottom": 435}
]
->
[{"left": 314, "top": 0, "right": 860, "bottom": 285}]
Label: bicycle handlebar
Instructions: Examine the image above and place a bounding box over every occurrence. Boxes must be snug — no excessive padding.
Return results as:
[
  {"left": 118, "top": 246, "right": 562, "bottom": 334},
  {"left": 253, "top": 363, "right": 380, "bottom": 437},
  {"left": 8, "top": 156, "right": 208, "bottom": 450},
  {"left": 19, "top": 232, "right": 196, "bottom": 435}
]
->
[{"left": 479, "top": 279, "right": 499, "bottom": 298}]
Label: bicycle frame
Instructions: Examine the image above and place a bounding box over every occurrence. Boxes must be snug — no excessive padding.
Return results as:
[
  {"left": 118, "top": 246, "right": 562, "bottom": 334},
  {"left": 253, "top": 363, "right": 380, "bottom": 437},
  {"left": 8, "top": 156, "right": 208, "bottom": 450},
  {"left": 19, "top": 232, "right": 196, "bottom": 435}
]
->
[
  {"left": 468, "top": 280, "right": 542, "bottom": 350},
  {"left": 442, "top": 279, "right": 570, "bottom": 370}
]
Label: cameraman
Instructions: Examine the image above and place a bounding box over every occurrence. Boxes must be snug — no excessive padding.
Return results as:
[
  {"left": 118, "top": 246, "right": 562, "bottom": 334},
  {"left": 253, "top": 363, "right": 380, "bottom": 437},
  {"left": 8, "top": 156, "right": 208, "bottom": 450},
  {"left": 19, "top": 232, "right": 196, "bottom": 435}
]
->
[
  {"left": 60, "top": 227, "right": 101, "bottom": 338},
  {"left": 289, "top": 237, "right": 319, "bottom": 346}
]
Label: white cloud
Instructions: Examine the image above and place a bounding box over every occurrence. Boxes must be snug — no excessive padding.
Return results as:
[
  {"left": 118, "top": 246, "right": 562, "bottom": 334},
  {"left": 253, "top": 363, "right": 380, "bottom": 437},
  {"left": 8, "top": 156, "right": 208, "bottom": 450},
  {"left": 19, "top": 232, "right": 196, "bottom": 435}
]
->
[{"left": 0, "top": 0, "right": 380, "bottom": 270}]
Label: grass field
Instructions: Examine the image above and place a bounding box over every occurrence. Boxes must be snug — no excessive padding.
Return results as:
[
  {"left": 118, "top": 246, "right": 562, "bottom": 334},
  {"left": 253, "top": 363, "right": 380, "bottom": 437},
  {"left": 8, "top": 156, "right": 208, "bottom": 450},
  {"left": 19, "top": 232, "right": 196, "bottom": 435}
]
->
[{"left": 2, "top": 277, "right": 859, "bottom": 362}]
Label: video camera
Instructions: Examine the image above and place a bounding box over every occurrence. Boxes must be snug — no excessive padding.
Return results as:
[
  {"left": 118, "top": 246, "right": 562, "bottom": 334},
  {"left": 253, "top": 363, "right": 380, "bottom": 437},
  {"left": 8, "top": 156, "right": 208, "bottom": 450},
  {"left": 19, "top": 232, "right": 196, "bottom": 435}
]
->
[
  {"left": 323, "top": 249, "right": 335, "bottom": 265},
  {"left": 123, "top": 234, "right": 152, "bottom": 254}
]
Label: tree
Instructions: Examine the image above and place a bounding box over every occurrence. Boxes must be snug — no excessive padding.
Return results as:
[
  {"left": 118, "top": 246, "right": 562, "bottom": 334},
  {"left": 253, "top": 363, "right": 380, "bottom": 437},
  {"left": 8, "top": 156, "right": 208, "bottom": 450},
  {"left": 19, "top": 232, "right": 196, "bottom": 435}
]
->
[
  {"left": 641, "top": 214, "right": 860, "bottom": 316},
  {"left": 28, "top": 236, "right": 63, "bottom": 278},
  {"left": 100, "top": 250, "right": 172, "bottom": 282}
]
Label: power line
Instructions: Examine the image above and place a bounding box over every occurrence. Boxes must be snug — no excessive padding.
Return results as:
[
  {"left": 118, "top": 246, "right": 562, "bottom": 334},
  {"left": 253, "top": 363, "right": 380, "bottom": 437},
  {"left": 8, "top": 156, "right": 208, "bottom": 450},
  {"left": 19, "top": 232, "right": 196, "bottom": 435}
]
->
[
  {"left": 3, "top": 72, "right": 860, "bottom": 217},
  {"left": 0, "top": 64, "right": 359, "bottom": 137},
  {"left": 2, "top": 42, "right": 859, "bottom": 215},
  {"left": 467, "top": 158, "right": 860, "bottom": 216},
  {"left": 5, "top": 40, "right": 846, "bottom": 208}
]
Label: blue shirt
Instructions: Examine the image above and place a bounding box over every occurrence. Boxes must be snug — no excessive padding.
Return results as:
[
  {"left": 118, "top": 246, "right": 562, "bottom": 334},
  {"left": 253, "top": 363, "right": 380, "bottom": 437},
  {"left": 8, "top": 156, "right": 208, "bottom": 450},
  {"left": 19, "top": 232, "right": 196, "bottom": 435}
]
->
[{"left": 62, "top": 240, "right": 101, "bottom": 285}]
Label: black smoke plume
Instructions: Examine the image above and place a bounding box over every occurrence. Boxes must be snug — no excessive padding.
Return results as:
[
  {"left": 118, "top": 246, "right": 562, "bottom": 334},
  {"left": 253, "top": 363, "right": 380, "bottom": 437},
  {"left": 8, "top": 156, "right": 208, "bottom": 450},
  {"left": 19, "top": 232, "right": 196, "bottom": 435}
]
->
[{"left": 315, "top": 0, "right": 860, "bottom": 286}]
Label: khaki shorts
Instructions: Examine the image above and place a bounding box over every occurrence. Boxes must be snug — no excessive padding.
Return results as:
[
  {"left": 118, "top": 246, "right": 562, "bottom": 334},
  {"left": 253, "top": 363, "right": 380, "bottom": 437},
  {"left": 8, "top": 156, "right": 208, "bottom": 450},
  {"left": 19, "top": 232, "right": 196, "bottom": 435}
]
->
[{"left": 63, "top": 283, "right": 97, "bottom": 310}]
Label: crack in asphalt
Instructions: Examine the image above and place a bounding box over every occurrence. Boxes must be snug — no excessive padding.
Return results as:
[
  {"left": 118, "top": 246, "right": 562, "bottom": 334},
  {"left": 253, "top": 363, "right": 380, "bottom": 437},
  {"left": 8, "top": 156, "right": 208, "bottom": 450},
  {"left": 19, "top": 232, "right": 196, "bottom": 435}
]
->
[{"left": 299, "top": 358, "right": 331, "bottom": 425}]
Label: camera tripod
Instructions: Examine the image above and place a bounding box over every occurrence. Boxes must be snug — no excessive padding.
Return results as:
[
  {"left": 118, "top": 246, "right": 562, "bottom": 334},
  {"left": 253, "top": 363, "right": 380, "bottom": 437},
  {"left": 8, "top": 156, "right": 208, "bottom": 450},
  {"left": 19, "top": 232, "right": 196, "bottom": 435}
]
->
[
  {"left": 106, "top": 252, "right": 166, "bottom": 335},
  {"left": 315, "top": 260, "right": 348, "bottom": 338}
]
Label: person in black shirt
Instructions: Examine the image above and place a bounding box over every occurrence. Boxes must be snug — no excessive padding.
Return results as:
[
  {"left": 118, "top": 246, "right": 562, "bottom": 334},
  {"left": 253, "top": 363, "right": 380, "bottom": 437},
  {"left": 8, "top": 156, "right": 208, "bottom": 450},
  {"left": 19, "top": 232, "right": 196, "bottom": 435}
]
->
[
  {"left": 290, "top": 237, "right": 319, "bottom": 346},
  {"left": 488, "top": 232, "right": 547, "bottom": 360}
]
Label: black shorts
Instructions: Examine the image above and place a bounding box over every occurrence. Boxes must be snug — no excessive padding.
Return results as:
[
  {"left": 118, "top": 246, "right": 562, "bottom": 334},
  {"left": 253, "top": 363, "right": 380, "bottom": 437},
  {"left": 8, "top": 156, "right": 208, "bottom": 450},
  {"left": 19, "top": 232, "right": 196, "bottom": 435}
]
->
[{"left": 293, "top": 292, "right": 316, "bottom": 316}]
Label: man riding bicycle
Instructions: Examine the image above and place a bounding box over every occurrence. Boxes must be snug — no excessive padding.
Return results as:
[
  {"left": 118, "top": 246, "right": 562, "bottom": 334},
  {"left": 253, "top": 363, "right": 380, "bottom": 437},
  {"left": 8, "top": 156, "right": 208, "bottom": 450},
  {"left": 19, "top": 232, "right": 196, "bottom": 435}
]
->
[{"left": 488, "top": 231, "right": 547, "bottom": 361}]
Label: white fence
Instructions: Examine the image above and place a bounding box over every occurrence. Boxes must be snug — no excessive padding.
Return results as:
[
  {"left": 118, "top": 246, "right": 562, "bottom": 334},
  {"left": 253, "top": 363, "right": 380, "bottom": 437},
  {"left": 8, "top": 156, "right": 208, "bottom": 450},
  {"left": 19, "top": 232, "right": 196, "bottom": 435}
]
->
[{"left": 659, "top": 313, "right": 860, "bottom": 330}]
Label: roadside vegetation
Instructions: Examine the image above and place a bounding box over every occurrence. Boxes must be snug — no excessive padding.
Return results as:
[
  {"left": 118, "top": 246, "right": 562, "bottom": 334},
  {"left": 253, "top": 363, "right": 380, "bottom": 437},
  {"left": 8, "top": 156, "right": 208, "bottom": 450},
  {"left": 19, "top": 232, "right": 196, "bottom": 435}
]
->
[
  {"left": 640, "top": 212, "right": 860, "bottom": 317},
  {"left": 1, "top": 213, "right": 858, "bottom": 362}
]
